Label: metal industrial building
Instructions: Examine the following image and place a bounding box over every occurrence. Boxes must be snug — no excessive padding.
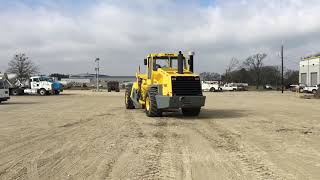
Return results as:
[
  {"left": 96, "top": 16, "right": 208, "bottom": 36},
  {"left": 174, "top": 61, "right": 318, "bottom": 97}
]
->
[
  {"left": 60, "top": 73, "right": 135, "bottom": 87},
  {"left": 300, "top": 54, "right": 320, "bottom": 86}
]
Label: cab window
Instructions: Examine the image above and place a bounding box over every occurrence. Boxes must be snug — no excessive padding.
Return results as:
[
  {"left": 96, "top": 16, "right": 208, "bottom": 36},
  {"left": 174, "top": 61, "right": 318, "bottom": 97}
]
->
[{"left": 33, "top": 78, "right": 40, "bottom": 82}]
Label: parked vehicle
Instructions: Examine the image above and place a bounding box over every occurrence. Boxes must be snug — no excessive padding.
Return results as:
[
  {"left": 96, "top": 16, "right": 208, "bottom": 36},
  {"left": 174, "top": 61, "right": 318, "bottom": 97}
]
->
[
  {"left": 201, "top": 81, "right": 221, "bottom": 92},
  {"left": 264, "top": 84, "right": 274, "bottom": 90},
  {"left": 107, "top": 81, "right": 120, "bottom": 92},
  {"left": 288, "top": 84, "right": 300, "bottom": 92},
  {"left": 236, "top": 83, "right": 249, "bottom": 91},
  {"left": 299, "top": 84, "right": 307, "bottom": 93},
  {"left": 221, "top": 83, "right": 238, "bottom": 91},
  {"left": 303, "top": 84, "right": 320, "bottom": 94},
  {"left": 0, "top": 73, "right": 63, "bottom": 96},
  {"left": 0, "top": 79, "right": 10, "bottom": 103}
]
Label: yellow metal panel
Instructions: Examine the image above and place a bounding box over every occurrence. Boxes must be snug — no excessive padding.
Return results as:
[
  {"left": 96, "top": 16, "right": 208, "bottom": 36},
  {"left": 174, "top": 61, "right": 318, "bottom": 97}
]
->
[{"left": 133, "top": 52, "right": 201, "bottom": 104}]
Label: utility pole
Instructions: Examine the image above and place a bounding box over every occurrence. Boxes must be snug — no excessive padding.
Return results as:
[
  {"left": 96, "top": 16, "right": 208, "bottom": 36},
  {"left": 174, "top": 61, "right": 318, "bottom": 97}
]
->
[
  {"left": 95, "top": 58, "right": 100, "bottom": 91},
  {"left": 281, "top": 45, "right": 284, "bottom": 94}
]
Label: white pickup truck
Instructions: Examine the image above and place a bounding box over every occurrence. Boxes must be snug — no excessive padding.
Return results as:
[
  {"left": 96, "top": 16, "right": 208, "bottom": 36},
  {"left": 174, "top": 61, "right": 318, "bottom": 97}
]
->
[
  {"left": 221, "top": 83, "right": 238, "bottom": 91},
  {"left": 0, "top": 80, "right": 10, "bottom": 103},
  {"left": 303, "top": 84, "right": 319, "bottom": 94},
  {"left": 201, "top": 81, "right": 221, "bottom": 92}
]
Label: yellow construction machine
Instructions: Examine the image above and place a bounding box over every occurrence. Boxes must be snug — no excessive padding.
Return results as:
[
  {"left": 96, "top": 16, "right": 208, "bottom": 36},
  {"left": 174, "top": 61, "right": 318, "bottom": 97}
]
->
[{"left": 125, "top": 51, "right": 206, "bottom": 117}]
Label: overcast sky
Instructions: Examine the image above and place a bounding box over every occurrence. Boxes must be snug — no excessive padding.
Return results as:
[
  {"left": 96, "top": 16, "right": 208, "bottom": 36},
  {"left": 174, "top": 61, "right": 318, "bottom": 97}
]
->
[{"left": 0, "top": 0, "right": 320, "bottom": 75}]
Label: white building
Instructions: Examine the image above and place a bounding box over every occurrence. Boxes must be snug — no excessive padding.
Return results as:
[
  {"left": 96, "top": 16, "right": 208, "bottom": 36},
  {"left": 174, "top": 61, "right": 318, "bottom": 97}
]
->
[{"left": 299, "top": 55, "right": 320, "bottom": 86}]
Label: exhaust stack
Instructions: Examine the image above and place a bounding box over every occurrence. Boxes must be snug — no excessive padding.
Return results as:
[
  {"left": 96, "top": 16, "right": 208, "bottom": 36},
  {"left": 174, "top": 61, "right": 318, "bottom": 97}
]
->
[
  {"left": 178, "top": 51, "right": 184, "bottom": 74},
  {"left": 188, "top": 51, "right": 194, "bottom": 73}
]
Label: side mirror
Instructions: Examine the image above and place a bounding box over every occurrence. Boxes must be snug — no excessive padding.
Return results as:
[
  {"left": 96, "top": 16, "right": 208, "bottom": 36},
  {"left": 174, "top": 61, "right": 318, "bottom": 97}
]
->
[{"left": 144, "top": 59, "right": 147, "bottom": 65}]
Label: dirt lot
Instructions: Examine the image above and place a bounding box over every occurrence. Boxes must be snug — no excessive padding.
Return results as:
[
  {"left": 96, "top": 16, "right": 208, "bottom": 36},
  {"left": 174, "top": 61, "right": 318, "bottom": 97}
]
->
[{"left": 0, "top": 91, "right": 319, "bottom": 180}]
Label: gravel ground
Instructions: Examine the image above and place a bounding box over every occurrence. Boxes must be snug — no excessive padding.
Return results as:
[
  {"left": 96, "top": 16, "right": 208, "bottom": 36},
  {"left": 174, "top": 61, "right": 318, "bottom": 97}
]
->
[{"left": 0, "top": 90, "right": 319, "bottom": 180}]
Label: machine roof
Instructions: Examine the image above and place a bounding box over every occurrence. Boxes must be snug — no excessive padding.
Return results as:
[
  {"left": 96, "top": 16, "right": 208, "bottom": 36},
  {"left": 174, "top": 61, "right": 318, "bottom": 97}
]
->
[{"left": 147, "top": 53, "right": 178, "bottom": 58}]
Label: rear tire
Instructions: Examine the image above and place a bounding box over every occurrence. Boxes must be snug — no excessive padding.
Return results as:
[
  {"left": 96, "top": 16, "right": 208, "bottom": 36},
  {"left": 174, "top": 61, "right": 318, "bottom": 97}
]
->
[
  {"left": 108, "top": 89, "right": 111, "bottom": 92},
  {"left": 209, "top": 87, "right": 215, "bottom": 92},
  {"left": 11, "top": 89, "right": 19, "bottom": 96},
  {"left": 125, "top": 86, "right": 135, "bottom": 109},
  {"left": 145, "top": 88, "right": 162, "bottom": 117},
  {"left": 39, "top": 89, "right": 47, "bottom": 96},
  {"left": 312, "top": 89, "right": 317, "bottom": 94},
  {"left": 182, "top": 108, "right": 201, "bottom": 116}
]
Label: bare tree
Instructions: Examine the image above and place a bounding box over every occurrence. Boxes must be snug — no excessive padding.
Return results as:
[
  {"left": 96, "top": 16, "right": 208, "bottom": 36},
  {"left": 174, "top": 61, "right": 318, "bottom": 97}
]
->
[
  {"left": 7, "top": 53, "right": 39, "bottom": 81},
  {"left": 225, "top": 58, "right": 239, "bottom": 82},
  {"left": 243, "top": 53, "right": 267, "bottom": 89},
  {"left": 200, "top": 72, "right": 221, "bottom": 81}
]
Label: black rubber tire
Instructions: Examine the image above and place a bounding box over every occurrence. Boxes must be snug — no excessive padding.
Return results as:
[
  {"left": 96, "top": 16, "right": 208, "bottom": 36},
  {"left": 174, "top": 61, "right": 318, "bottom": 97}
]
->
[
  {"left": 108, "top": 89, "right": 112, "bottom": 92},
  {"left": 145, "top": 88, "right": 162, "bottom": 117},
  {"left": 312, "top": 89, "right": 317, "bottom": 94},
  {"left": 125, "top": 86, "right": 135, "bottom": 109},
  {"left": 55, "top": 90, "right": 60, "bottom": 95},
  {"left": 11, "top": 89, "right": 19, "bottom": 96},
  {"left": 182, "top": 108, "right": 201, "bottom": 116},
  {"left": 209, "top": 87, "right": 215, "bottom": 92},
  {"left": 116, "top": 89, "right": 120, "bottom": 92},
  {"left": 39, "top": 89, "right": 47, "bottom": 96}
]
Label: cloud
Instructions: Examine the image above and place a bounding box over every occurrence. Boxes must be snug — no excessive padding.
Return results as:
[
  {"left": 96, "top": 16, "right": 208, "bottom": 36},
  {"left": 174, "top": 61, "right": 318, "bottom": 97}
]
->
[{"left": 0, "top": 0, "right": 320, "bottom": 75}]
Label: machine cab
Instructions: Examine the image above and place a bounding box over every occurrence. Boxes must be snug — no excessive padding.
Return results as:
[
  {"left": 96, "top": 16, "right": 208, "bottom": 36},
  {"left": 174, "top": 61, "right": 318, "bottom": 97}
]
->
[
  {"left": 144, "top": 52, "right": 193, "bottom": 79},
  {"left": 29, "top": 76, "right": 53, "bottom": 90}
]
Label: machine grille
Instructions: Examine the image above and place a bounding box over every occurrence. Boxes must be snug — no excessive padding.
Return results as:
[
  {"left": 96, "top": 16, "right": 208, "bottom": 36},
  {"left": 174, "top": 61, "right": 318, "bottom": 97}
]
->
[{"left": 171, "top": 76, "right": 202, "bottom": 96}]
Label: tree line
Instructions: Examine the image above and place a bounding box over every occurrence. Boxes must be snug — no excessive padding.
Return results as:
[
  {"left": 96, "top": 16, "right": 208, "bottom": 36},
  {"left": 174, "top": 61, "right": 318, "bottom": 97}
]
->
[
  {"left": 200, "top": 53, "right": 299, "bottom": 89},
  {"left": 5, "top": 52, "right": 299, "bottom": 89}
]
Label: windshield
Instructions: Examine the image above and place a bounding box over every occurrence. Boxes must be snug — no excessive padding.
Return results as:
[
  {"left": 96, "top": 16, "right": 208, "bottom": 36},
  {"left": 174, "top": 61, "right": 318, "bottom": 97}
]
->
[
  {"left": 39, "top": 76, "right": 53, "bottom": 82},
  {"left": 154, "top": 57, "right": 187, "bottom": 69},
  {"left": 0, "top": 80, "right": 8, "bottom": 89}
]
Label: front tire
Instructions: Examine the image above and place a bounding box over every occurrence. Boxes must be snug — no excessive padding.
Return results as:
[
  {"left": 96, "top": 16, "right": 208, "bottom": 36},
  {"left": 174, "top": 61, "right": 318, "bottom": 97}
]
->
[
  {"left": 312, "top": 89, "right": 317, "bottom": 94},
  {"left": 209, "top": 87, "right": 215, "bottom": 92},
  {"left": 145, "top": 88, "right": 162, "bottom": 117},
  {"left": 182, "top": 108, "right": 201, "bottom": 116},
  {"left": 39, "top": 89, "right": 47, "bottom": 96},
  {"left": 125, "top": 86, "right": 135, "bottom": 109}
]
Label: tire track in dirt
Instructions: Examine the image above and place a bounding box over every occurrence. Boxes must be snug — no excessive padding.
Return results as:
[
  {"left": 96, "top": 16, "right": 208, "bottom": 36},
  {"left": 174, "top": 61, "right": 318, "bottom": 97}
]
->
[
  {"left": 134, "top": 120, "right": 167, "bottom": 180},
  {"left": 175, "top": 120, "right": 244, "bottom": 179},
  {"left": 190, "top": 120, "right": 290, "bottom": 180},
  {"left": 0, "top": 127, "right": 81, "bottom": 180},
  {"left": 109, "top": 111, "right": 182, "bottom": 180},
  {"left": 151, "top": 119, "right": 181, "bottom": 180},
  {"left": 43, "top": 108, "right": 139, "bottom": 180},
  {"left": 0, "top": 107, "right": 141, "bottom": 180},
  {"left": 97, "top": 109, "right": 142, "bottom": 180}
]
